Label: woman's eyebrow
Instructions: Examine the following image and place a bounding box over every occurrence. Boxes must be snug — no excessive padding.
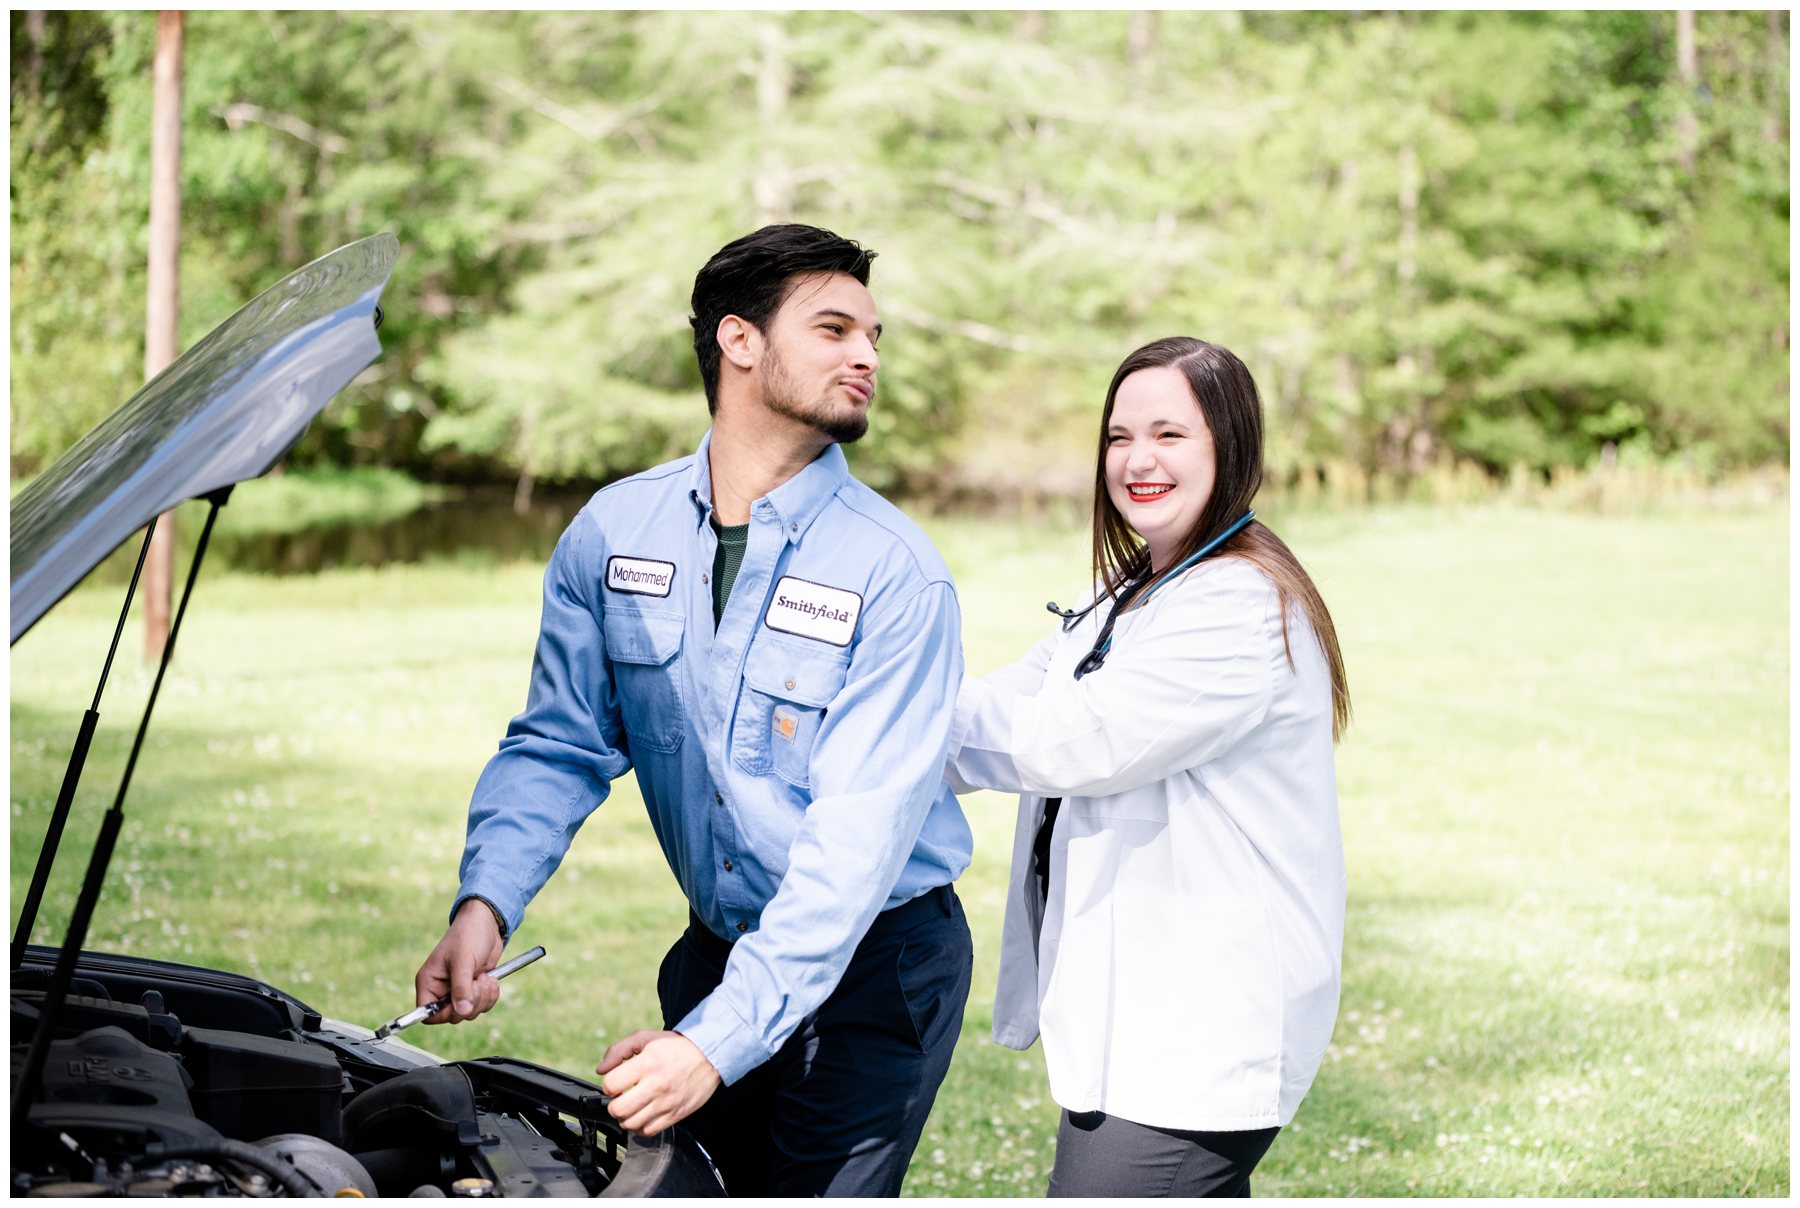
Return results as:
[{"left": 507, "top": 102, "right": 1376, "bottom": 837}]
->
[{"left": 1109, "top": 418, "right": 1194, "bottom": 431}]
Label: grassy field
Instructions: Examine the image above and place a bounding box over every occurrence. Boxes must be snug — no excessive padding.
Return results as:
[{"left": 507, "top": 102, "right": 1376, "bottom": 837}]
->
[{"left": 9, "top": 504, "right": 1788, "bottom": 1196}]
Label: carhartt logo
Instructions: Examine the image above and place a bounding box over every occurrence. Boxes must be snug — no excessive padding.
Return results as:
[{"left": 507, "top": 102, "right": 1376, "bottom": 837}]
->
[
  {"left": 763, "top": 576, "right": 862, "bottom": 647},
  {"left": 606, "top": 556, "right": 675, "bottom": 598}
]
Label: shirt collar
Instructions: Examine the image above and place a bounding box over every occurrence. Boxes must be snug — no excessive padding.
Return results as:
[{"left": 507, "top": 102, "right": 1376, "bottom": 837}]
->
[
  {"left": 685, "top": 431, "right": 716, "bottom": 530},
  {"left": 685, "top": 429, "right": 847, "bottom": 546}
]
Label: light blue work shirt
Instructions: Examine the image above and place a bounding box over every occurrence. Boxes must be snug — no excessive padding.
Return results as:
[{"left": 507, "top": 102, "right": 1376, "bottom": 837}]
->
[{"left": 454, "top": 431, "right": 973, "bottom": 1085}]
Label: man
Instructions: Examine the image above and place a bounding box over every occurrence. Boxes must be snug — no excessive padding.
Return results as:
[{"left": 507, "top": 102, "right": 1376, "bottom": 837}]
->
[{"left": 412, "top": 224, "right": 975, "bottom": 1197}]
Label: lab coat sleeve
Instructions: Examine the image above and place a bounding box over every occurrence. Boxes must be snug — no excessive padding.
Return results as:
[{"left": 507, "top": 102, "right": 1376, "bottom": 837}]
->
[
  {"left": 944, "top": 631, "right": 1057, "bottom": 795},
  {"left": 950, "top": 563, "right": 1279, "bottom": 799}
]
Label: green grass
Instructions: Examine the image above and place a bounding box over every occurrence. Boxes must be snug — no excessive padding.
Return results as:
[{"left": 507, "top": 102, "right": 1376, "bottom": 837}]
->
[{"left": 9, "top": 505, "right": 1788, "bottom": 1196}]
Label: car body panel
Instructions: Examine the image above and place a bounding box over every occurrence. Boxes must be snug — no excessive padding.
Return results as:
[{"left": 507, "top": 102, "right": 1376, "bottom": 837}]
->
[{"left": 10, "top": 232, "right": 397, "bottom": 643}]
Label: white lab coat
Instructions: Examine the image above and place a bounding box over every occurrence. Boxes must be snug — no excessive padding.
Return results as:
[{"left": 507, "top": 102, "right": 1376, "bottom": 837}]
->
[{"left": 948, "top": 556, "right": 1345, "bottom": 1131}]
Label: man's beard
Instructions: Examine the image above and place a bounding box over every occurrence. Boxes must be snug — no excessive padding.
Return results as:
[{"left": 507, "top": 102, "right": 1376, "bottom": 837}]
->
[{"left": 760, "top": 347, "right": 870, "bottom": 444}]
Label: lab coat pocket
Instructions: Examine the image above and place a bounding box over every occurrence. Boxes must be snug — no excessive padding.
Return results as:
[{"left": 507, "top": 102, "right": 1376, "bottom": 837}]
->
[
  {"left": 1108, "top": 895, "right": 1283, "bottom": 1119},
  {"left": 733, "top": 637, "right": 850, "bottom": 788},
  {"left": 602, "top": 610, "right": 686, "bottom": 755}
]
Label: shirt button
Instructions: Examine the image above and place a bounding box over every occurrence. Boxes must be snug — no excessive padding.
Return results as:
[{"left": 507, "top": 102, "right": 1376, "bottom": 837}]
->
[
  {"left": 723, "top": 859, "right": 733, "bottom": 871},
  {"left": 702, "top": 573, "right": 709, "bottom": 584},
  {"left": 735, "top": 921, "right": 749, "bottom": 933},
  {"left": 713, "top": 792, "right": 723, "bottom": 805},
  {"left": 785, "top": 678, "right": 796, "bottom": 691},
  {"left": 790, "top": 523, "right": 798, "bottom": 532}
]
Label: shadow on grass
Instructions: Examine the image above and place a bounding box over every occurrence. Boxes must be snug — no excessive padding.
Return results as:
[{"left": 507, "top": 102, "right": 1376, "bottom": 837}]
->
[{"left": 1254, "top": 885, "right": 1791, "bottom": 1196}]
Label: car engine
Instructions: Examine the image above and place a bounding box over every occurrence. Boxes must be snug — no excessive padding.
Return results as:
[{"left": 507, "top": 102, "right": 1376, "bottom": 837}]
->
[{"left": 11, "top": 947, "right": 724, "bottom": 1197}]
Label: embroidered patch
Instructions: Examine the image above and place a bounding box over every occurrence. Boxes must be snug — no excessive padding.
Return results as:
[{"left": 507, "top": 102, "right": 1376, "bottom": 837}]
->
[
  {"left": 763, "top": 576, "right": 862, "bottom": 647},
  {"left": 772, "top": 705, "right": 799, "bottom": 743},
  {"left": 606, "top": 556, "right": 675, "bottom": 598}
]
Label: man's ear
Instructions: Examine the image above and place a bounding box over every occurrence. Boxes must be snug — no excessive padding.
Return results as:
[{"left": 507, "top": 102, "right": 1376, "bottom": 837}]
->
[{"left": 716, "top": 315, "right": 761, "bottom": 372}]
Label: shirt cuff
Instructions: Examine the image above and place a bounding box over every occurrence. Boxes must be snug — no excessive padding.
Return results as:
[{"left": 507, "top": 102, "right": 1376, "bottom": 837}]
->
[
  {"left": 452, "top": 885, "right": 517, "bottom": 942},
  {"left": 674, "top": 993, "right": 769, "bottom": 1087}
]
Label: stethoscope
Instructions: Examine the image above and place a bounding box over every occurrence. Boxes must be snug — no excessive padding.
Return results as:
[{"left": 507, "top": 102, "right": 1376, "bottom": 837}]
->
[{"left": 1047, "top": 510, "right": 1254, "bottom": 680}]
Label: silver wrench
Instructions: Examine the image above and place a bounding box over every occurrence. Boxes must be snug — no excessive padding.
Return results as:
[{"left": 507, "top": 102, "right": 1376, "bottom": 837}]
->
[{"left": 374, "top": 945, "right": 546, "bottom": 1039}]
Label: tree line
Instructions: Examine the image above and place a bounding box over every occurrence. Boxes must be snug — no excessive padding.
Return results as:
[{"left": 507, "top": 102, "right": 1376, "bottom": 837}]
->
[{"left": 10, "top": 10, "right": 1789, "bottom": 501}]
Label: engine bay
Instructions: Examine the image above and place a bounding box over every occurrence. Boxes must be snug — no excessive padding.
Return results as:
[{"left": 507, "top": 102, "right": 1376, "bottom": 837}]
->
[{"left": 11, "top": 947, "right": 723, "bottom": 1197}]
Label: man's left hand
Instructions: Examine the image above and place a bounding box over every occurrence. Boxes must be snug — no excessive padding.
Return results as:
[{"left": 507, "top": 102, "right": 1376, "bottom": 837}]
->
[{"left": 597, "top": 1030, "right": 722, "bottom": 1136}]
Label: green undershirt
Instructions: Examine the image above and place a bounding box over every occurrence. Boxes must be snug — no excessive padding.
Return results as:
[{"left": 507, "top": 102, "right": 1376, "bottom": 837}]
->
[{"left": 710, "top": 517, "right": 749, "bottom": 628}]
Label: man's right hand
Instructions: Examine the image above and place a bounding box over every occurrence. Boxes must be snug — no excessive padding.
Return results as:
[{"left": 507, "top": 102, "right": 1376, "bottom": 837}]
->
[{"left": 414, "top": 898, "right": 506, "bottom": 1025}]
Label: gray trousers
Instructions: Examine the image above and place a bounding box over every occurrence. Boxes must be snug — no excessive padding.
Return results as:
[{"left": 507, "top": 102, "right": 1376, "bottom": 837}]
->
[{"left": 1047, "top": 1110, "right": 1280, "bottom": 1197}]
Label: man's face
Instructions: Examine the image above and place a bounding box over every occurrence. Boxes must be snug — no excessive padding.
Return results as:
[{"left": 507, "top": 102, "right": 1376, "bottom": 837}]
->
[{"left": 755, "top": 272, "right": 881, "bottom": 444}]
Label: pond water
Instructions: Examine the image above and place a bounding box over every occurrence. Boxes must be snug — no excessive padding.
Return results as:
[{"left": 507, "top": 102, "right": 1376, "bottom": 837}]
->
[{"left": 212, "top": 490, "right": 593, "bottom": 574}]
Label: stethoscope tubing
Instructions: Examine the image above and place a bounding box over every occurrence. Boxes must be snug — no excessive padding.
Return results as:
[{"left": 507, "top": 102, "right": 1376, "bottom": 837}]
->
[{"left": 1046, "top": 510, "right": 1255, "bottom": 678}]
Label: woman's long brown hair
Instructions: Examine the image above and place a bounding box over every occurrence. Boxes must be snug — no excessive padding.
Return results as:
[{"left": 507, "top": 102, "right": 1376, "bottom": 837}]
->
[{"left": 1090, "top": 337, "right": 1351, "bottom": 741}]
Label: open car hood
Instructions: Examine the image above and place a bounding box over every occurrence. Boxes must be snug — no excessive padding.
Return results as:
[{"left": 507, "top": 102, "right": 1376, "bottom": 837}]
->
[
  {"left": 10, "top": 234, "right": 727, "bottom": 1195},
  {"left": 10, "top": 232, "right": 398, "bottom": 644}
]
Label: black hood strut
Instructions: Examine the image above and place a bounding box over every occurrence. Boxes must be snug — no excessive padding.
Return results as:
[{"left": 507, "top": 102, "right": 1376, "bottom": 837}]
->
[
  {"left": 12, "top": 486, "right": 232, "bottom": 1126},
  {"left": 11, "top": 519, "right": 158, "bottom": 971}
]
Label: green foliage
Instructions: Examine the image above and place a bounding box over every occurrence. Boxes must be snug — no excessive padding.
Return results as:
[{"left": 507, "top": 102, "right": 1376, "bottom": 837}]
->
[
  {"left": 10, "top": 12, "right": 1788, "bottom": 489},
  {"left": 10, "top": 13, "right": 150, "bottom": 468},
  {"left": 1638, "top": 180, "right": 1790, "bottom": 467}
]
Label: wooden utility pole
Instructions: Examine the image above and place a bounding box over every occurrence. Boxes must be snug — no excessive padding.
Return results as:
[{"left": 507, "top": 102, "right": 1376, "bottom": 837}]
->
[
  {"left": 1126, "top": 10, "right": 1156, "bottom": 67},
  {"left": 143, "top": 11, "right": 184, "bottom": 661},
  {"left": 1766, "top": 12, "right": 1787, "bottom": 147},
  {"left": 25, "top": 11, "right": 46, "bottom": 86},
  {"left": 1675, "top": 10, "right": 1698, "bottom": 173}
]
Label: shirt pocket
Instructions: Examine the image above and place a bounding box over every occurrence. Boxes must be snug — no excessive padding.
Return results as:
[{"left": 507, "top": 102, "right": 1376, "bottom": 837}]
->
[
  {"left": 603, "top": 609, "right": 686, "bottom": 755},
  {"left": 733, "top": 636, "right": 851, "bottom": 788}
]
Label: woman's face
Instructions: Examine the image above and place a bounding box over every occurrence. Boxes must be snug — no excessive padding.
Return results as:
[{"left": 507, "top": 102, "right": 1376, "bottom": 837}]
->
[{"left": 1104, "top": 366, "right": 1217, "bottom": 573}]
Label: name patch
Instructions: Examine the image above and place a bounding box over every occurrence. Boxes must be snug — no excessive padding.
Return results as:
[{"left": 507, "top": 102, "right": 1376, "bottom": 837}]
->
[
  {"left": 764, "top": 576, "right": 862, "bottom": 647},
  {"left": 606, "top": 556, "right": 675, "bottom": 598}
]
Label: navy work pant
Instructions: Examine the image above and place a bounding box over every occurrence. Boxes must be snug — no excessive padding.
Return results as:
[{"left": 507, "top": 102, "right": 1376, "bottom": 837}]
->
[{"left": 658, "top": 885, "right": 973, "bottom": 1197}]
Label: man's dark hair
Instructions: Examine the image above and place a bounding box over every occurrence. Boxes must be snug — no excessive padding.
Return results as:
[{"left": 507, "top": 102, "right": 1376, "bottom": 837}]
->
[{"left": 689, "top": 224, "right": 876, "bottom": 415}]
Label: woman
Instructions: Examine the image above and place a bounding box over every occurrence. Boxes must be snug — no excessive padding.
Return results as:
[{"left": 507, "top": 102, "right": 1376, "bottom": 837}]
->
[{"left": 947, "top": 337, "right": 1350, "bottom": 1197}]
